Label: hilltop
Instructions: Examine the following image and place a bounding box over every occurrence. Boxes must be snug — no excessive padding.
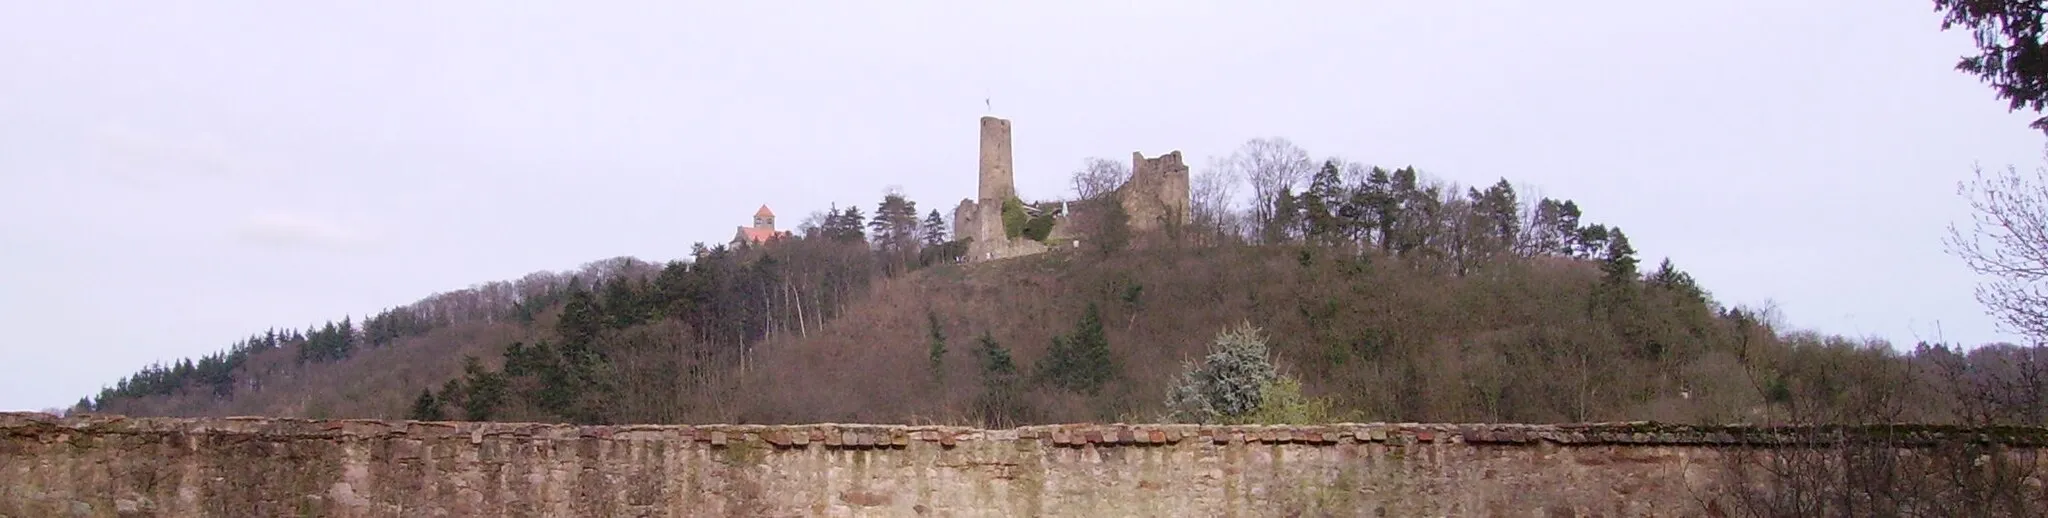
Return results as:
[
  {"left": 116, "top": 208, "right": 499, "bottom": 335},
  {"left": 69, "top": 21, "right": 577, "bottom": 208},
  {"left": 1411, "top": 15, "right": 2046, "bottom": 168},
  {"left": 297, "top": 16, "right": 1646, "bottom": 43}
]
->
[
  {"left": 79, "top": 147, "right": 2031, "bottom": 428},
  {"left": 70, "top": 109, "right": 2048, "bottom": 428}
]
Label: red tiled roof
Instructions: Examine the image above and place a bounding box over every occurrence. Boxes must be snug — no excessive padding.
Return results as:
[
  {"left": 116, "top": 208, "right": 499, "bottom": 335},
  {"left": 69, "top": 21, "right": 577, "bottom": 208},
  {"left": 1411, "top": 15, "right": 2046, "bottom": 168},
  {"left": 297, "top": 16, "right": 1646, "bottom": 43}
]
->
[
  {"left": 736, "top": 226, "right": 789, "bottom": 244},
  {"left": 755, "top": 205, "right": 775, "bottom": 217}
]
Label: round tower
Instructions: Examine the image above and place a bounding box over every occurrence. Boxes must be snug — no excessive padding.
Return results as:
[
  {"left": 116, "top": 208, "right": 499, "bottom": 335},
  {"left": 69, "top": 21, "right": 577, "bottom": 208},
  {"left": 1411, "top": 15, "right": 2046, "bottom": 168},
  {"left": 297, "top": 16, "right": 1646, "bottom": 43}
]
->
[{"left": 978, "top": 116, "right": 1014, "bottom": 204}]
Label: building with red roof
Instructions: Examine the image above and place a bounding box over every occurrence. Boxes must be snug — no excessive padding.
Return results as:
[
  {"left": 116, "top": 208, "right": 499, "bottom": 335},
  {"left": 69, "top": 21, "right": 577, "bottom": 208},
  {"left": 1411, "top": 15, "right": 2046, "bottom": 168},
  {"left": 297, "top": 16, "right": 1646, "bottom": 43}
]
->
[{"left": 733, "top": 204, "right": 792, "bottom": 246}]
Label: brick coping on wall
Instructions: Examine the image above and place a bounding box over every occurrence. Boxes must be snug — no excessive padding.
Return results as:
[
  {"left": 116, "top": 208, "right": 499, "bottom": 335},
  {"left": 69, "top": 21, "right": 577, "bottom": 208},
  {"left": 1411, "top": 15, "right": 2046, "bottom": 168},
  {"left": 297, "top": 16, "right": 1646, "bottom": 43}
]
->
[{"left": 7, "top": 412, "right": 2048, "bottom": 449}]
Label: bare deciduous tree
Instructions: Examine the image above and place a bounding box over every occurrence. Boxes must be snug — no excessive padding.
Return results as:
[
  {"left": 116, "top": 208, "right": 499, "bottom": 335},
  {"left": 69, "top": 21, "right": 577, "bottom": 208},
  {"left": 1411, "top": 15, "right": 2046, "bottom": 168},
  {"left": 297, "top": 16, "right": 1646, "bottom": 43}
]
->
[
  {"left": 1945, "top": 152, "right": 2048, "bottom": 344},
  {"left": 798, "top": 210, "right": 830, "bottom": 238},
  {"left": 1918, "top": 341, "right": 2048, "bottom": 426},
  {"left": 1069, "top": 157, "right": 1130, "bottom": 201},
  {"left": 1344, "top": 160, "right": 1377, "bottom": 185},
  {"left": 1228, "top": 137, "right": 1314, "bottom": 237},
  {"left": 1191, "top": 157, "right": 1241, "bottom": 243},
  {"left": 1710, "top": 428, "right": 2048, "bottom": 518}
]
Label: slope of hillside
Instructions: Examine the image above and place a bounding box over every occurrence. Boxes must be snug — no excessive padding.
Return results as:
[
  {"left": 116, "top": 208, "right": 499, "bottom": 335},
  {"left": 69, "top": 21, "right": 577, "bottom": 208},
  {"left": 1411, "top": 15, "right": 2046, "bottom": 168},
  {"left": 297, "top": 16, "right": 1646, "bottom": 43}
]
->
[
  {"left": 84, "top": 240, "right": 1869, "bottom": 427},
  {"left": 726, "top": 244, "right": 1758, "bottom": 425},
  {"left": 80, "top": 171, "right": 2029, "bottom": 429}
]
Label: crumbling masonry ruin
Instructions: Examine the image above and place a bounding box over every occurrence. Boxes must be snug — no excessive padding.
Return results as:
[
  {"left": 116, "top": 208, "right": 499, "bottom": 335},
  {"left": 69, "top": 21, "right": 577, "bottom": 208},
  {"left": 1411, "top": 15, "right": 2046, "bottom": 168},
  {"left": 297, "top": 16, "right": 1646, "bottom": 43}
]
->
[
  {"left": 952, "top": 116, "right": 1191, "bottom": 262},
  {"left": 1119, "top": 149, "right": 1191, "bottom": 234}
]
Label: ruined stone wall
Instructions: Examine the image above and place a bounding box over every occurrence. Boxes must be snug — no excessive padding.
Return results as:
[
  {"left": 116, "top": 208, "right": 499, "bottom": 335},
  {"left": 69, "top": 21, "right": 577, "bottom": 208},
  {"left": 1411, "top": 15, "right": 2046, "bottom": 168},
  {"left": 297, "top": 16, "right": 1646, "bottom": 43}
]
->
[
  {"left": 949, "top": 117, "right": 1195, "bottom": 262},
  {"left": 962, "top": 116, "right": 1046, "bottom": 262},
  {"left": 1117, "top": 150, "right": 1192, "bottom": 234},
  {"left": 950, "top": 199, "right": 978, "bottom": 249},
  {"left": 10, "top": 413, "right": 2048, "bottom": 517}
]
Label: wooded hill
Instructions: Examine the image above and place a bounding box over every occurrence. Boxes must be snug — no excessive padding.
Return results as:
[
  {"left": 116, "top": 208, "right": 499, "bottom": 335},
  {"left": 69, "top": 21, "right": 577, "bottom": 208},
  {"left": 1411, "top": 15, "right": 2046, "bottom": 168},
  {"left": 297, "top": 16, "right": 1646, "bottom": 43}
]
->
[{"left": 76, "top": 149, "right": 2046, "bottom": 428}]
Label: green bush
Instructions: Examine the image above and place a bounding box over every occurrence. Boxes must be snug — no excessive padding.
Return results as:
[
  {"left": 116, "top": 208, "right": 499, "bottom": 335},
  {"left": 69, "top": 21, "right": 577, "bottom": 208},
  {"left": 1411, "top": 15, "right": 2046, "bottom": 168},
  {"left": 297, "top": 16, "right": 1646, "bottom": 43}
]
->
[
  {"left": 1001, "top": 197, "right": 1027, "bottom": 239},
  {"left": 918, "top": 239, "right": 971, "bottom": 267},
  {"left": 1165, "top": 323, "right": 1349, "bottom": 424},
  {"left": 1244, "top": 375, "right": 1342, "bottom": 424},
  {"left": 1165, "top": 323, "right": 1278, "bottom": 423},
  {"left": 1022, "top": 214, "right": 1057, "bottom": 242}
]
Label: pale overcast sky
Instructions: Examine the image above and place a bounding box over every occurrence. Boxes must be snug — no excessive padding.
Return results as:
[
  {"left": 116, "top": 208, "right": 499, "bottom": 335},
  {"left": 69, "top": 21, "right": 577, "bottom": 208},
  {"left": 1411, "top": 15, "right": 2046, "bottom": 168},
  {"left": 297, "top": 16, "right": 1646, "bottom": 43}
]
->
[{"left": 1, "top": 1, "right": 2041, "bottom": 411}]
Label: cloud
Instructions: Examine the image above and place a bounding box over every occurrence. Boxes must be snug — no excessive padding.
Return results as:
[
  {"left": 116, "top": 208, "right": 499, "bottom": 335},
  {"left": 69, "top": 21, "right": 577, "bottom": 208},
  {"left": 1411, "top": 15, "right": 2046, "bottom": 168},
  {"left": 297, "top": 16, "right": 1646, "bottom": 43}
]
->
[{"left": 232, "top": 211, "right": 373, "bottom": 250}]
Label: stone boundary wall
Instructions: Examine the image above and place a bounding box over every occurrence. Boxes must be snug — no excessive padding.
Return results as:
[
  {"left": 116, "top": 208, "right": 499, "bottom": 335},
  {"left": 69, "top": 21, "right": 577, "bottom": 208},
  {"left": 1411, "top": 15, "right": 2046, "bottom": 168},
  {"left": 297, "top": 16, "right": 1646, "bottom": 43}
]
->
[
  {"left": 7, "top": 412, "right": 2048, "bottom": 517},
  {"left": 11, "top": 413, "right": 2043, "bottom": 448}
]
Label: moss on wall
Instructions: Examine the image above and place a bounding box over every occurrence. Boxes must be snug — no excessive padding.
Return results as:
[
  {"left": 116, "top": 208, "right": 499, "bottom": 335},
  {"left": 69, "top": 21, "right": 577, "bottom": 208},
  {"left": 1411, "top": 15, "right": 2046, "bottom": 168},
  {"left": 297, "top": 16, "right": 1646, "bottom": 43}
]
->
[{"left": 1002, "top": 197, "right": 1027, "bottom": 239}]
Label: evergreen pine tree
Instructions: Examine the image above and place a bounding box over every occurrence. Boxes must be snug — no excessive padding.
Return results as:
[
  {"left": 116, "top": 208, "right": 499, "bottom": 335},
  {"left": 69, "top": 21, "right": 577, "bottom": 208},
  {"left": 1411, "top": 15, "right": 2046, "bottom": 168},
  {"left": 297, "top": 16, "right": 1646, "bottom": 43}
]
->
[
  {"left": 409, "top": 388, "right": 443, "bottom": 421},
  {"left": 458, "top": 355, "right": 505, "bottom": 421},
  {"left": 600, "top": 277, "right": 645, "bottom": 329},
  {"left": 868, "top": 194, "right": 903, "bottom": 246},
  {"left": 1303, "top": 160, "right": 1345, "bottom": 244},
  {"left": 1647, "top": 258, "right": 1708, "bottom": 304},
  {"left": 1036, "top": 302, "right": 1116, "bottom": 395},
  {"left": 921, "top": 209, "right": 949, "bottom": 247},
  {"left": 896, "top": 198, "right": 921, "bottom": 248},
  {"left": 1595, "top": 228, "right": 1652, "bottom": 356},
  {"left": 1554, "top": 199, "right": 1584, "bottom": 253},
  {"left": 1600, "top": 228, "right": 1639, "bottom": 284},
  {"left": 1389, "top": 167, "right": 1428, "bottom": 255},
  {"left": 1576, "top": 223, "right": 1611, "bottom": 259},
  {"left": 820, "top": 208, "right": 845, "bottom": 239},
  {"left": 1530, "top": 198, "right": 1571, "bottom": 255},
  {"left": 974, "top": 331, "right": 1027, "bottom": 427},
  {"left": 837, "top": 206, "right": 868, "bottom": 242},
  {"left": 557, "top": 288, "right": 605, "bottom": 351},
  {"left": 927, "top": 311, "right": 947, "bottom": 385},
  {"left": 1349, "top": 166, "right": 1398, "bottom": 251},
  {"left": 437, "top": 379, "right": 466, "bottom": 418},
  {"left": 336, "top": 316, "right": 356, "bottom": 358},
  {"left": 1478, "top": 178, "right": 1520, "bottom": 249},
  {"left": 1265, "top": 188, "right": 1300, "bottom": 245}
]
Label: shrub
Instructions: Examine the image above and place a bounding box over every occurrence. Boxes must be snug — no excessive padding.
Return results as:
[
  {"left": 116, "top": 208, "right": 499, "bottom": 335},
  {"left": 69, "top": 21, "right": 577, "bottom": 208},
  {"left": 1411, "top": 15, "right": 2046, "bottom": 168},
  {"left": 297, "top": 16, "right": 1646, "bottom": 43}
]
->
[
  {"left": 1002, "top": 197, "right": 1027, "bottom": 239},
  {"left": 1165, "top": 323, "right": 1279, "bottom": 423},
  {"left": 1244, "top": 375, "right": 1341, "bottom": 424},
  {"left": 918, "top": 239, "right": 971, "bottom": 267},
  {"left": 1022, "top": 213, "right": 1057, "bottom": 242}
]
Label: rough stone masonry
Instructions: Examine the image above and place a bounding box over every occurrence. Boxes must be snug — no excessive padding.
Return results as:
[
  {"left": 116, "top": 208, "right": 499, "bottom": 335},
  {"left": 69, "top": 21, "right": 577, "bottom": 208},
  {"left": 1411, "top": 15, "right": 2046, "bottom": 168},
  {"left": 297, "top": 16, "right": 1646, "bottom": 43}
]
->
[
  {"left": 6, "top": 412, "right": 2048, "bottom": 517},
  {"left": 954, "top": 116, "right": 1048, "bottom": 262},
  {"left": 952, "top": 116, "right": 1192, "bottom": 263},
  {"left": 1117, "top": 150, "right": 1191, "bottom": 234}
]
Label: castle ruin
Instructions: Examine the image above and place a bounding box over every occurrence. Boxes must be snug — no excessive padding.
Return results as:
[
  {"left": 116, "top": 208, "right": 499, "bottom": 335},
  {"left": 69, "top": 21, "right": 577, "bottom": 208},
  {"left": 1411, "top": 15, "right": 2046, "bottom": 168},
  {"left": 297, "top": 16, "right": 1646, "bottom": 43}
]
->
[
  {"left": 952, "top": 116, "right": 1049, "bottom": 261},
  {"left": 1118, "top": 150, "right": 1192, "bottom": 234},
  {"left": 951, "top": 115, "right": 1191, "bottom": 262}
]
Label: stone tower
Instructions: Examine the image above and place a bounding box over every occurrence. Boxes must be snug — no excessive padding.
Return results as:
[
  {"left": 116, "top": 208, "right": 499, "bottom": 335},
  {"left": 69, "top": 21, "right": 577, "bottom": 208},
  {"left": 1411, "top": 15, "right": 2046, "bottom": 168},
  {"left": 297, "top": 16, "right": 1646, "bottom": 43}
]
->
[
  {"left": 952, "top": 115, "right": 1049, "bottom": 261},
  {"left": 979, "top": 116, "right": 1015, "bottom": 203},
  {"left": 967, "top": 116, "right": 1017, "bottom": 252}
]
